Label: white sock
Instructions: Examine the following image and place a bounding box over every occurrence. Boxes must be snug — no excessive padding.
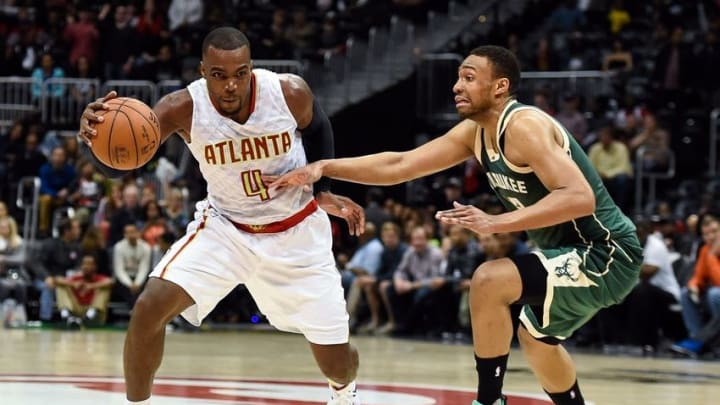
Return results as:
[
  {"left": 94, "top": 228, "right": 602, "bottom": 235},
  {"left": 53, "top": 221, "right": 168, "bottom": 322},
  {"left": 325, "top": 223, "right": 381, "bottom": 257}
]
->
[
  {"left": 60, "top": 309, "right": 70, "bottom": 319},
  {"left": 329, "top": 379, "right": 356, "bottom": 393},
  {"left": 86, "top": 307, "right": 97, "bottom": 319},
  {"left": 126, "top": 398, "right": 150, "bottom": 404}
]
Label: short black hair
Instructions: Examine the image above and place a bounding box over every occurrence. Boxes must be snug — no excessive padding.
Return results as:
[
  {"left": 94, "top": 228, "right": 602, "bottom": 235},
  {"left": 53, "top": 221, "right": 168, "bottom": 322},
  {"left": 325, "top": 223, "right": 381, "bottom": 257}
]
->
[
  {"left": 202, "top": 27, "right": 251, "bottom": 57},
  {"left": 469, "top": 45, "right": 521, "bottom": 97}
]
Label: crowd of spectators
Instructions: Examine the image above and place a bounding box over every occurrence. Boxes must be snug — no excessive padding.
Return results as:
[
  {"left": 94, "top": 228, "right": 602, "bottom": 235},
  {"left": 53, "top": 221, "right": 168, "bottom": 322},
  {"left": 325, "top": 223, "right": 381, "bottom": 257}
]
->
[{"left": 1, "top": 0, "right": 720, "bottom": 361}]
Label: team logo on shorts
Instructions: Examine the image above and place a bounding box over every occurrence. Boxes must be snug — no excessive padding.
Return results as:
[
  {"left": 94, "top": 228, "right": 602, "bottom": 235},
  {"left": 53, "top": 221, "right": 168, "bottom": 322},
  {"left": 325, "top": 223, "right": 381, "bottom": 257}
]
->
[{"left": 0, "top": 375, "right": 554, "bottom": 404}]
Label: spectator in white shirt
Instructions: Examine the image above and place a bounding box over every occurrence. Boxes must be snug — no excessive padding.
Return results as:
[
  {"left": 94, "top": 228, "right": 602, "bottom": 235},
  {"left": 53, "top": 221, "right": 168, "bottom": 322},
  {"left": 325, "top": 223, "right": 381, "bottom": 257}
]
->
[
  {"left": 113, "top": 224, "right": 151, "bottom": 308},
  {"left": 624, "top": 219, "right": 684, "bottom": 349}
]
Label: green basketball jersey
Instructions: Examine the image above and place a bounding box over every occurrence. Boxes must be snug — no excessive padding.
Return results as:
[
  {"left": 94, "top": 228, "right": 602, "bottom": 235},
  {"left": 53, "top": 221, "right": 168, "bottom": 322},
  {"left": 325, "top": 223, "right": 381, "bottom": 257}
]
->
[{"left": 478, "top": 100, "right": 636, "bottom": 248}]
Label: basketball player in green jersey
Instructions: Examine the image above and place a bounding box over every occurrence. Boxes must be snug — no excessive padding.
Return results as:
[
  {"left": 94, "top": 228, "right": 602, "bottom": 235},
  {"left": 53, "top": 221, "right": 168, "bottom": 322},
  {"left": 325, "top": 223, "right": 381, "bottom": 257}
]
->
[{"left": 266, "top": 45, "right": 642, "bottom": 405}]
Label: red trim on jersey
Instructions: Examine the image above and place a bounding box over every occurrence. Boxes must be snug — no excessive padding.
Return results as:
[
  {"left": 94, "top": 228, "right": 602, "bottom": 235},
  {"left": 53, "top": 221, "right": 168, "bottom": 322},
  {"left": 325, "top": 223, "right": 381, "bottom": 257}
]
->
[
  {"left": 232, "top": 200, "right": 318, "bottom": 234},
  {"left": 248, "top": 73, "right": 257, "bottom": 115},
  {"left": 159, "top": 214, "right": 207, "bottom": 278}
]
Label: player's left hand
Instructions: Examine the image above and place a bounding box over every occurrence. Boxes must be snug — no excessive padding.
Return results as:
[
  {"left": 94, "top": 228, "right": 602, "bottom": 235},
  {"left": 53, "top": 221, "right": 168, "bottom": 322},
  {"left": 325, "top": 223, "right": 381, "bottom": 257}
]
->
[
  {"left": 435, "top": 201, "right": 497, "bottom": 234},
  {"left": 316, "top": 191, "right": 365, "bottom": 236},
  {"left": 263, "top": 161, "right": 324, "bottom": 191}
]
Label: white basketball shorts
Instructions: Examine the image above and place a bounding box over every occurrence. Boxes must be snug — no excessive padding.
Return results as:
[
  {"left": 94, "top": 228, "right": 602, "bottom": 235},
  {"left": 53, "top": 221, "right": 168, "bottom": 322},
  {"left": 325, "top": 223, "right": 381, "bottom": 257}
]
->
[{"left": 149, "top": 200, "right": 349, "bottom": 345}]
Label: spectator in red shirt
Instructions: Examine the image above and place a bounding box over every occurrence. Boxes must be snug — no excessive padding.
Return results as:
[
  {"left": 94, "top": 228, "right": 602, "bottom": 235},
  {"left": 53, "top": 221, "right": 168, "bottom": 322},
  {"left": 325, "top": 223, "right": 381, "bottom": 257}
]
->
[
  {"left": 63, "top": 7, "right": 100, "bottom": 66},
  {"left": 54, "top": 255, "right": 114, "bottom": 327}
]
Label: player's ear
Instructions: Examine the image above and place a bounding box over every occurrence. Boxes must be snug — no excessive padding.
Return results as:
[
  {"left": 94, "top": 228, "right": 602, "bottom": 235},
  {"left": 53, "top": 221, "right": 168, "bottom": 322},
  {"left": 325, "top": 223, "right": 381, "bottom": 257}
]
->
[
  {"left": 199, "top": 61, "right": 205, "bottom": 78},
  {"left": 495, "top": 78, "right": 509, "bottom": 96}
]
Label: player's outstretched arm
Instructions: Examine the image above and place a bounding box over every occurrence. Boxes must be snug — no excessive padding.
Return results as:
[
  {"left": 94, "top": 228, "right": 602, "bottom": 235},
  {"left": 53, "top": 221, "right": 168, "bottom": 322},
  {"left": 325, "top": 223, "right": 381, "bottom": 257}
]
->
[
  {"left": 442, "top": 112, "right": 595, "bottom": 234},
  {"left": 266, "top": 119, "right": 477, "bottom": 188}
]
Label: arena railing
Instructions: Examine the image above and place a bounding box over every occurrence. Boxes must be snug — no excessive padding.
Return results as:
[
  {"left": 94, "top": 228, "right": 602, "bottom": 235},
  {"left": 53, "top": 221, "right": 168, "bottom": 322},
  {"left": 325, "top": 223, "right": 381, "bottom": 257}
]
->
[
  {"left": 416, "top": 57, "right": 615, "bottom": 123},
  {"left": 253, "top": 59, "right": 305, "bottom": 76},
  {"left": 0, "top": 77, "right": 37, "bottom": 130},
  {"left": 101, "top": 80, "right": 158, "bottom": 107},
  {"left": 634, "top": 146, "right": 676, "bottom": 215},
  {"left": 41, "top": 78, "right": 101, "bottom": 127}
]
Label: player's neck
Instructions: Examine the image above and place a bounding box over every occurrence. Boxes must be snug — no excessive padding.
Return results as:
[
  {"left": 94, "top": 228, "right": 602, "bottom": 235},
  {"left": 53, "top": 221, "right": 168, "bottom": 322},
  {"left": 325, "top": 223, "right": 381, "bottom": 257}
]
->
[{"left": 470, "top": 97, "right": 513, "bottom": 128}]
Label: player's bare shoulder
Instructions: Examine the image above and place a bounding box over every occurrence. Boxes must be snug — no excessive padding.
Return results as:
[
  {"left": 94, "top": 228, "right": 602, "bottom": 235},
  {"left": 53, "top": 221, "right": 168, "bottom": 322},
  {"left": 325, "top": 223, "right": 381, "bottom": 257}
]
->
[
  {"left": 155, "top": 88, "right": 194, "bottom": 143},
  {"left": 506, "top": 109, "right": 558, "bottom": 145},
  {"left": 504, "top": 108, "right": 563, "bottom": 165},
  {"left": 278, "top": 73, "right": 313, "bottom": 128}
]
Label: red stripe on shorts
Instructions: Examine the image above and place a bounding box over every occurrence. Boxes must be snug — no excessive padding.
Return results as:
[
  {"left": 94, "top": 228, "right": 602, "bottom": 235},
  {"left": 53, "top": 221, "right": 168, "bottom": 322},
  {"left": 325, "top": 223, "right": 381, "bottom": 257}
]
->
[{"left": 159, "top": 214, "right": 207, "bottom": 279}]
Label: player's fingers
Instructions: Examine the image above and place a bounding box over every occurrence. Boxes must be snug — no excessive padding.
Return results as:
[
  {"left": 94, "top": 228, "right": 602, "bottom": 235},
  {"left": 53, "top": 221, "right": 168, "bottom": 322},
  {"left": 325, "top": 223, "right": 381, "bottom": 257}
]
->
[
  {"left": 101, "top": 90, "right": 117, "bottom": 101},
  {"left": 347, "top": 217, "right": 357, "bottom": 237},
  {"left": 261, "top": 174, "right": 280, "bottom": 185},
  {"left": 356, "top": 210, "right": 366, "bottom": 236}
]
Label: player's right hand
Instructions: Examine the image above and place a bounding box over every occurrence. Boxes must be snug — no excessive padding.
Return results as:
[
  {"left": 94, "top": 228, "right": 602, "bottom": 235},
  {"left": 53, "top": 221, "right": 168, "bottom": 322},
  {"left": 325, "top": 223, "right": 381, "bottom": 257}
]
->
[{"left": 78, "top": 90, "right": 117, "bottom": 146}]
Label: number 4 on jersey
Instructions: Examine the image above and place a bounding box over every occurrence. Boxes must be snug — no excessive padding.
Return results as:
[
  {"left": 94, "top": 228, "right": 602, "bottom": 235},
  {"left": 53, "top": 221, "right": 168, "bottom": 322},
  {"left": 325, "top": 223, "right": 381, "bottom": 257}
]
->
[{"left": 241, "top": 170, "right": 270, "bottom": 201}]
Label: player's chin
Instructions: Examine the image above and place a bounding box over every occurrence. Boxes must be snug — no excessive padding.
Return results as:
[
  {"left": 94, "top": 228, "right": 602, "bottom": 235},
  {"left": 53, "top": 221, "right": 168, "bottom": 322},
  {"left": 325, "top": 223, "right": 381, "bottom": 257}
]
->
[{"left": 219, "top": 103, "right": 242, "bottom": 116}]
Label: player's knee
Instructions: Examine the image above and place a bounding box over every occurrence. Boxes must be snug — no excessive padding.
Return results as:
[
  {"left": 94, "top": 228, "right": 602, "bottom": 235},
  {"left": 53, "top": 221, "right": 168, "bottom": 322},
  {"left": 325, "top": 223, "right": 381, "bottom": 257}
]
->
[
  {"left": 470, "top": 260, "right": 521, "bottom": 303},
  {"left": 131, "top": 290, "right": 178, "bottom": 328},
  {"left": 470, "top": 263, "right": 501, "bottom": 295}
]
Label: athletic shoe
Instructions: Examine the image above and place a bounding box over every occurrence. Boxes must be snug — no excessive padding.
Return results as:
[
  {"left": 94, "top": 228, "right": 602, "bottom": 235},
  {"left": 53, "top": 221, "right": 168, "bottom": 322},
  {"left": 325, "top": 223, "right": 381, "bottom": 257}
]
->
[
  {"left": 670, "top": 339, "right": 704, "bottom": 357},
  {"left": 472, "top": 395, "right": 507, "bottom": 405},
  {"left": 327, "top": 381, "right": 360, "bottom": 405}
]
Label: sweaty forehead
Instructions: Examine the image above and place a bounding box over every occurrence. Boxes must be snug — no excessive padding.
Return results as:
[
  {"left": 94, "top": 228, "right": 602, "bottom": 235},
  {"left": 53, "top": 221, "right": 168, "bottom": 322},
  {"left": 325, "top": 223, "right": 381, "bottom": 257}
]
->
[{"left": 203, "top": 46, "right": 251, "bottom": 68}]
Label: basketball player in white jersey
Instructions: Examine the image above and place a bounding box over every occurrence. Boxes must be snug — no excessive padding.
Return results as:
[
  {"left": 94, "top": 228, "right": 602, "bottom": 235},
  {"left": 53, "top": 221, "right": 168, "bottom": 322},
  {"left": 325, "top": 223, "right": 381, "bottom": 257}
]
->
[{"left": 78, "top": 27, "right": 364, "bottom": 405}]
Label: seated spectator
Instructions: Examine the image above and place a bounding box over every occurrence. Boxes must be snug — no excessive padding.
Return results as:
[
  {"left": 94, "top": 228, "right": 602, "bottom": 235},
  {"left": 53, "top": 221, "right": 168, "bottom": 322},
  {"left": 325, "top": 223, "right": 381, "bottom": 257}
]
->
[
  {"left": 0, "top": 216, "right": 27, "bottom": 327},
  {"left": 624, "top": 220, "right": 684, "bottom": 350},
  {"left": 151, "top": 232, "right": 176, "bottom": 269},
  {"left": 69, "top": 56, "right": 97, "bottom": 103},
  {"left": 141, "top": 200, "right": 169, "bottom": 247},
  {"left": 12, "top": 131, "right": 47, "bottom": 186},
  {"left": 556, "top": 93, "right": 588, "bottom": 147},
  {"left": 163, "top": 187, "right": 189, "bottom": 235},
  {"left": 113, "top": 224, "right": 152, "bottom": 308},
  {"left": 602, "top": 39, "right": 633, "bottom": 72},
  {"left": 364, "top": 187, "right": 392, "bottom": 231},
  {"left": 94, "top": 181, "right": 123, "bottom": 238},
  {"left": 69, "top": 160, "right": 104, "bottom": 225},
  {"left": 629, "top": 111, "right": 671, "bottom": 172},
  {"left": 54, "top": 255, "right": 113, "bottom": 328},
  {"left": 285, "top": 8, "right": 317, "bottom": 59},
  {"left": 588, "top": 126, "right": 633, "bottom": 211},
  {"left": 38, "top": 147, "right": 77, "bottom": 236},
  {"left": 32, "top": 218, "right": 82, "bottom": 322},
  {"left": 381, "top": 226, "right": 446, "bottom": 336},
  {"left": 80, "top": 225, "right": 111, "bottom": 277},
  {"left": 443, "top": 225, "right": 482, "bottom": 334},
  {"left": 351, "top": 222, "right": 407, "bottom": 334},
  {"left": 31, "top": 53, "right": 65, "bottom": 100},
  {"left": 673, "top": 216, "right": 720, "bottom": 356},
  {"left": 344, "top": 223, "right": 383, "bottom": 323},
  {"left": 108, "top": 183, "right": 144, "bottom": 245}
]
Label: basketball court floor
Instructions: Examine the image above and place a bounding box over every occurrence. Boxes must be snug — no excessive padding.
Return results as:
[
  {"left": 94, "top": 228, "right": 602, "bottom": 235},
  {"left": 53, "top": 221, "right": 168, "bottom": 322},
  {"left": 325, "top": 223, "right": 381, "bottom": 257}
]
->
[{"left": 0, "top": 328, "right": 718, "bottom": 404}]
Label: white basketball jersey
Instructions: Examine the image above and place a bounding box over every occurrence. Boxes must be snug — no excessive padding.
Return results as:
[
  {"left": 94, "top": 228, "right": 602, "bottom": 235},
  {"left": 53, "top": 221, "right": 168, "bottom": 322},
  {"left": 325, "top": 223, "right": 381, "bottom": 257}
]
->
[{"left": 186, "top": 69, "right": 313, "bottom": 224}]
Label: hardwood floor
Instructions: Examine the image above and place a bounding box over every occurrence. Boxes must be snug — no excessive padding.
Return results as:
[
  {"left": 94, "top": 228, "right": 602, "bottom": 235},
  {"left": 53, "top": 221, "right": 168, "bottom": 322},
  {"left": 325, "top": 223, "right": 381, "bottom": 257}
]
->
[{"left": 0, "top": 329, "right": 718, "bottom": 404}]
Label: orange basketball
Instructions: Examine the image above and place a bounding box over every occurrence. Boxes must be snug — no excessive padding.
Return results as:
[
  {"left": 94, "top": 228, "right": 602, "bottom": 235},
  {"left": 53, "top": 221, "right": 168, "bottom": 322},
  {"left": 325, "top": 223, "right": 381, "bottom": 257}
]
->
[{"left": 91, "top": 97, "right": 161, "bottom": 170}]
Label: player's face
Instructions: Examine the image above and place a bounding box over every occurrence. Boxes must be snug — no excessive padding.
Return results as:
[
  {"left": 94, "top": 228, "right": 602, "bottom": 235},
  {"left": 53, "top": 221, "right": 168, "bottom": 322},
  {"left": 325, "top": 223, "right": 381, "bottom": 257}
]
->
[
  {"left": 453, "top": 55, "right": 504, "bottom": 119},
  {"left": 201, "top": 45, "right": 253, "bottom": 117}
]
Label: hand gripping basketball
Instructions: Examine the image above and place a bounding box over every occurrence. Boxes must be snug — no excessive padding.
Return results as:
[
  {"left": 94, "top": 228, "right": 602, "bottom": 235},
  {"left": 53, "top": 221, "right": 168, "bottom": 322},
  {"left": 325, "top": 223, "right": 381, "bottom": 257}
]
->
[{"left": 79, "top": 91, "right": 161, "bottom": 170}]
